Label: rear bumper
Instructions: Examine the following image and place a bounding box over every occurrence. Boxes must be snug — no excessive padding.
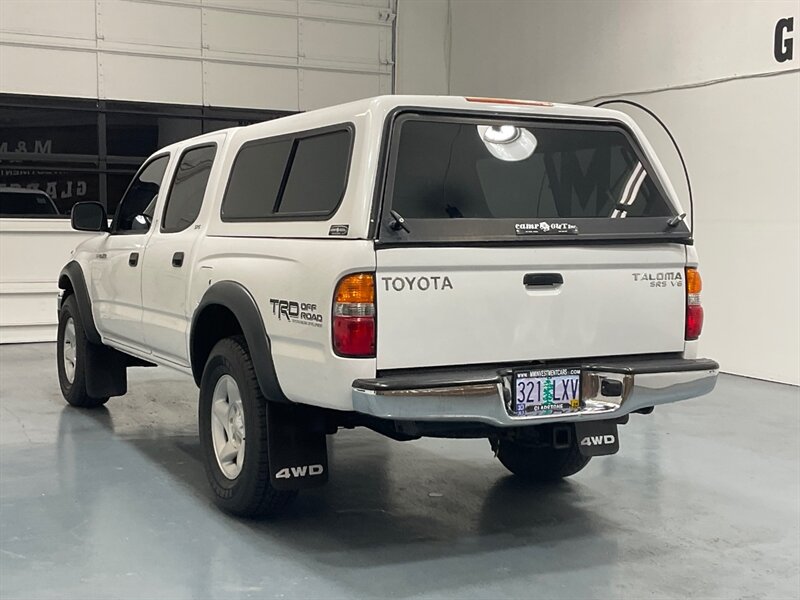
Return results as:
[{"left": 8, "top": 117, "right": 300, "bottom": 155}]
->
[{"left": 351, "top": 357, "right": 719, "bottom": 427}]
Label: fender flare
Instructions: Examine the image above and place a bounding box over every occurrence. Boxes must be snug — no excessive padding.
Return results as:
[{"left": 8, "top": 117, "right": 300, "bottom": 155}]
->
[
  {"left": 58, "top": 261, "right": 101, "bottom": 345},
  {"left": 190, "top": 281, "right": 289, "bottom": 403}
]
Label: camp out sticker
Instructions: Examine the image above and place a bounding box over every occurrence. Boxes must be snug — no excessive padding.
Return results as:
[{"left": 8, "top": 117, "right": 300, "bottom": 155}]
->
[{"left": 515, "top": 222, "right": 579, "bottom": 235}]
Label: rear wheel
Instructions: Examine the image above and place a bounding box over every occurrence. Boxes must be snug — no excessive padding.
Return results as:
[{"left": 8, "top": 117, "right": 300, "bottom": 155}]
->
[
  {"left": 493, "top": 436, "right": 590, "bottom": 481},
  {"left": 56, "top": 295, "right": 108, "bottom": 408},
  {"left": 198, "top": 336, "right": 296, "bottom": 517}
]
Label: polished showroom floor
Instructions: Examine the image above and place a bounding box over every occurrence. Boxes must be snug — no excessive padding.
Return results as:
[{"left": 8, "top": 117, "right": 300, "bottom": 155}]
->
[{"left": 1, "top": 343, "right": 798, "bottom": 599}]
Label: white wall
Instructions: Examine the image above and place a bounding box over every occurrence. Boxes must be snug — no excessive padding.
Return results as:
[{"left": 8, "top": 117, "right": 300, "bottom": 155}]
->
[
  {"left": 396, "top": 0, "right": 448, "bottom": 94},
  {"left": 0, "top": 0, "right": 395, "bottom": 110},
  {"left": 397, "top": 0, "right": 800, "bottom": 385},
  {"left": 0, "top": 220, "right": 96, "bottom": 343}
]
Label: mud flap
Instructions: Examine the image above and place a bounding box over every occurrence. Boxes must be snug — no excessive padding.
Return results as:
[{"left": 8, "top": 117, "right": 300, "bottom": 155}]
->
[
  {"left": 84, "top": 342, "right": 127, "bottom": 398},
  {"left": 575, "top": 421, "right": 620, "bottom": 457},
  {"left": 267, "top": 403, "right": 329, "bottom": 490}
]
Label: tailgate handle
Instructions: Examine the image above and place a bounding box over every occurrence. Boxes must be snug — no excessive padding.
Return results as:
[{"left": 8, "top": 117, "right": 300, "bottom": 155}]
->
[{"left": 523, "top": 273, "right": 563, "bottom": 287}]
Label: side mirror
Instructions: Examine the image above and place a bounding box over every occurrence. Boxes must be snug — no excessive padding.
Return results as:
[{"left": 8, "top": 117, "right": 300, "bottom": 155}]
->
[{"left": 71, "top": 202, "right": 108, "bottom": 232}]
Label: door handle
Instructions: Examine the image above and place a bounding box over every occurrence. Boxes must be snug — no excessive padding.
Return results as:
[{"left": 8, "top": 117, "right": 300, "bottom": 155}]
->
[
  {"left": 128, "top": 252, "right": 139, "bottom": 267},
  {"left": 172, "top": 252, "right": 184, "bottom": 268},
  {"left": 523, "top": 273, "right": 563, "bottom": 287}
]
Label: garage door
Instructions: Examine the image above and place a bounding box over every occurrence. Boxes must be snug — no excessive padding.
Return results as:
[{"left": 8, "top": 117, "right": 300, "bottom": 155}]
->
[{"left": 0, "top": 0, "right": 395, "bottom": 343}]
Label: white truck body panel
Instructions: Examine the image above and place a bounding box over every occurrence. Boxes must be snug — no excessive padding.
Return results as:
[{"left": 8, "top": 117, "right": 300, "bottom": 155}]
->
[
  {"left": 375, "top": 244, "right": 687, "bottom": 370},
  {"left": 192, "top": 236, "right": 376, "bottom": 410},
  {"left": 88, "top": 227, "right": 150, "bottom": 350}
]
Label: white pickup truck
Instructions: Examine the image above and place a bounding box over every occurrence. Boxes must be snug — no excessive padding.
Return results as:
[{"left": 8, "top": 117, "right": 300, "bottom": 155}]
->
[{"left": 57, "top": 95, "right": 719, "bottom": 517}]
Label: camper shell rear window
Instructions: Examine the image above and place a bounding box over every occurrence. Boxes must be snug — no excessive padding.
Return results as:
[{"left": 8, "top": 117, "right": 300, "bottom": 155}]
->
[{"left": 378, "top": 112, "right": 690, "bottom": 244}]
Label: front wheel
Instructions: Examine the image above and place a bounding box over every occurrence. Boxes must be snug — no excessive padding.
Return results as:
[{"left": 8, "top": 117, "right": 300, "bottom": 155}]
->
[
  {"left": 493, "top": 436, "right": 591, "bottom": 482},
  {"left": 56, "top": 295, "right": 108, "bottom": 408},
  {"left": 198, "top": 336, "right": 296, "bottom": 517}
]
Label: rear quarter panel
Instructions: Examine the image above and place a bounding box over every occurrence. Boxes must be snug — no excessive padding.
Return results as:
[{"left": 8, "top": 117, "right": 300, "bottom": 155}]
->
[{"left": 192, "top": 237, "right": 376, "bottom": 410}]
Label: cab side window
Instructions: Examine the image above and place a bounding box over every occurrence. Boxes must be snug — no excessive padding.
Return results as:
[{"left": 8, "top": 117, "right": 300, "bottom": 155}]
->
[
  {"left": 113, "top": 155, "right": 169, "bottom": 234},
  {"left": 162, "top": 145, "right": 217, "bottom": 233}
]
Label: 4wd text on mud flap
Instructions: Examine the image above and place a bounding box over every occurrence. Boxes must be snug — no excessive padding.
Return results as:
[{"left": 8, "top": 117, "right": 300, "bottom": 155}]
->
[
  {"left": 580, "top": 434, "right": 616, "bottom": 446},
  {"left": 275, "top": 464, "right": 324, "bottom": 479}
]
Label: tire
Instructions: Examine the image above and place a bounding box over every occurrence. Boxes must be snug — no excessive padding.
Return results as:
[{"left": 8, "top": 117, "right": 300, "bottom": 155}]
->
[
  {"left": 198, "top": 336, "right": 297, "bottom": 517},
  {"left": 56, "top": 295, "right": 109, "bottom": 408},
  {"left": 494, "top": 437, "right": 591, "bottom": 482}
]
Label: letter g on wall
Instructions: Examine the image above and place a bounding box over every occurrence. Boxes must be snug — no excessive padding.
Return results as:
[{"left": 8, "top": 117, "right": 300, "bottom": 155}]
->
[{"left": 775, "top": 17, "right": 794, "bottom": 63}]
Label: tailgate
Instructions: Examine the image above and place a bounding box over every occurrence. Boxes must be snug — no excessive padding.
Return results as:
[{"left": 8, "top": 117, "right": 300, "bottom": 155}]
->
[{"left": 375, "top": 245, "right": 686, "bottom": 370}]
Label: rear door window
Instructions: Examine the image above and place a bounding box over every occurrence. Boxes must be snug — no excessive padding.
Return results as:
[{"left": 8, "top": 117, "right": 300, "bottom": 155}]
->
[{"left": 161, "top": 145, "right": 216, "bottom": 233}]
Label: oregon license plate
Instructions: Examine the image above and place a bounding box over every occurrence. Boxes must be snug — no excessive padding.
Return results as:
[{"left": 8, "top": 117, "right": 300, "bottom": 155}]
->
[{"left": 511, "top": 368, "right": 581, "bottom": 416}]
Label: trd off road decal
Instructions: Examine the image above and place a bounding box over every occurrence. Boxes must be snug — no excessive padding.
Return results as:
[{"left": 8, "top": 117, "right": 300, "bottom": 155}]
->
[
  {"left": 632, "top": 271, "right": 683, "bottom": 288},
  {"left": 515, "top": 222, "right": 579, "bottom": 235},
  {"left": 269, "top": 299, "right": 323, "bottom": 327}
]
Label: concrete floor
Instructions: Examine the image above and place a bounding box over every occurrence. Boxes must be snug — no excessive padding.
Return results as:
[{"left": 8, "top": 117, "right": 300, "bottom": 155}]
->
[{"left": 0, "top": 343, "right": 798, "bottom": 600}]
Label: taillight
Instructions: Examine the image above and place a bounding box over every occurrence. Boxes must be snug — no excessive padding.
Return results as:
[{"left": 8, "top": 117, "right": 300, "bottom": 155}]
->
[
  {"left": 333, "top": 273, "right": 375, "bottom": 357},
  {"left": 685, "top": 267, "right": 704, "bottom": 340}
]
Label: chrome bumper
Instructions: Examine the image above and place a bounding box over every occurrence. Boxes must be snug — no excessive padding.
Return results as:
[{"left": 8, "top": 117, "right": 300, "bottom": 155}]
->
[{"left": 352, "top": 358, "right": 719, "bottom": 427}]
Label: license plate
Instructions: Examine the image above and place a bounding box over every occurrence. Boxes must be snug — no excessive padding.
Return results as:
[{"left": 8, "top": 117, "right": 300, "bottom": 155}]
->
[{"left": 511, "top": 368, "right": 581, "bottom": 416}]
